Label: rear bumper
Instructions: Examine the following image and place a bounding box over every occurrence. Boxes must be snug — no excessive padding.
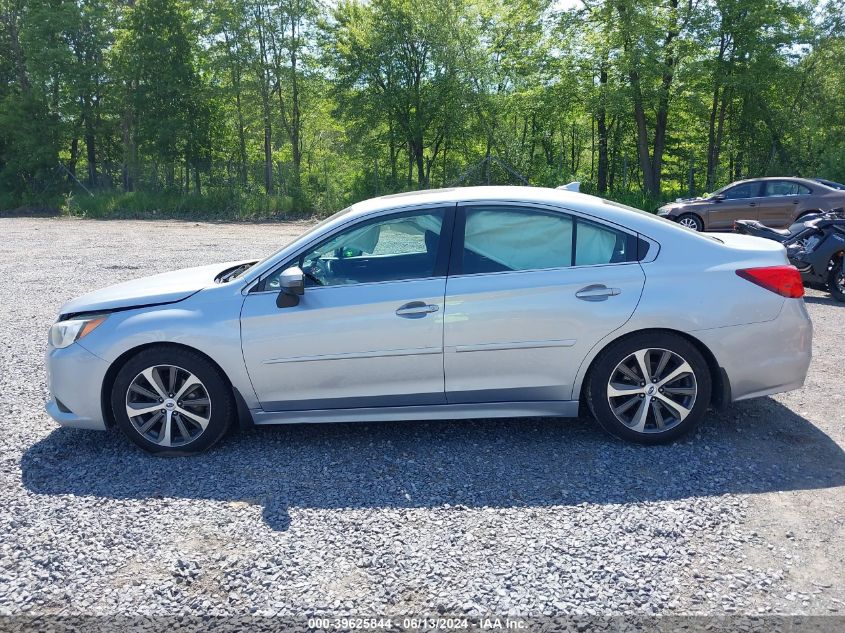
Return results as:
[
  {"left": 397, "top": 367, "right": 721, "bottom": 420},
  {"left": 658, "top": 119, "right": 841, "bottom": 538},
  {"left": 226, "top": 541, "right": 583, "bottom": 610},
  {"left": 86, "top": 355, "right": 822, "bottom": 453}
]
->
[
  {"left": 45, "top": 343, "right": 109, "bottom": 431},
  {"left": 694, "top": 298, "right": 812, "bottom": 402}
]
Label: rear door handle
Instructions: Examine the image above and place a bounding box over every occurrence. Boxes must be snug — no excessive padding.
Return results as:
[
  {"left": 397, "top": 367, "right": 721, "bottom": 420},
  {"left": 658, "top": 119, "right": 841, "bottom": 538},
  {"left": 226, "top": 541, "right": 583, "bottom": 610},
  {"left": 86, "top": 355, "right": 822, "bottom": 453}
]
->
[
  {"left": 749, "top": 202, "right": 757, "bottom": 207},
  {"left": 575, "top": 285, "right": 621, "bottom": 301},
  {"left": 396, "top": 301, "right": 439, "bottom": 318}
]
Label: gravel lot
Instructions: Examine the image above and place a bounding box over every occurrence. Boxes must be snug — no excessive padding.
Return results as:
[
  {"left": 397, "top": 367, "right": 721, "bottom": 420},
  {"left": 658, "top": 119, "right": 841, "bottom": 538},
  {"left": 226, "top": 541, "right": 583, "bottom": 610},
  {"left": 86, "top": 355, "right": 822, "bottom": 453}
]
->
[{"left": 0, "top": 217, "right": 843, "bottom": 620}]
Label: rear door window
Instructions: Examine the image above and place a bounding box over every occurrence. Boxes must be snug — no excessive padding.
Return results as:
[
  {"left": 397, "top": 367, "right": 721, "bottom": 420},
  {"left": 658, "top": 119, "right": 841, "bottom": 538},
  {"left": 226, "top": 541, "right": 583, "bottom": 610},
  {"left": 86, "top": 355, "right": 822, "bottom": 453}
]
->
[
  {"left": 461, "top": 207, "right": 573, "bottom": 274},
  {"left": 458, "top": 206, "right": 635, "bottom": 275},
  {"left": 764, "top": 181, "right": 811, "bottom": 196}
]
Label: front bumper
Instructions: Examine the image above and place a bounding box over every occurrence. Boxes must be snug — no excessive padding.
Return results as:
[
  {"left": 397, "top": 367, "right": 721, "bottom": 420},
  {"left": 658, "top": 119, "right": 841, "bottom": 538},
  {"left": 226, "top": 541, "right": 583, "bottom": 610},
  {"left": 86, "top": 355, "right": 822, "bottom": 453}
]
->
[
  {"left": 694, "top": 298, "right": 812, "bottom": 402},
  {"left": 45, "top": 343, "right": 110, "bottom": 430}
]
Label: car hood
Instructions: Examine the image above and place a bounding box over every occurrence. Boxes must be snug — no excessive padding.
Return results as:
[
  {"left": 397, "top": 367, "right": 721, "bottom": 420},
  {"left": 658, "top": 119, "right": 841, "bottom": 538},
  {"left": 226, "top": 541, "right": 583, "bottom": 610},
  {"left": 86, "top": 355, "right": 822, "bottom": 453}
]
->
[
  {"left": 59, "top": 260, "right": 254, "bottom": 317},
  {"left": 660, "top": 198, "right": 710, "bottom": 212}
]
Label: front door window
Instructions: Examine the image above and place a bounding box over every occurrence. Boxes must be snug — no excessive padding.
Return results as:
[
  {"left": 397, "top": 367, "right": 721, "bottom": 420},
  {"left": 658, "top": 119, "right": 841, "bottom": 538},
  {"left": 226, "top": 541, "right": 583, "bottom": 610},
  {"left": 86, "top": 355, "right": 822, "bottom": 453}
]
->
[{"left": 293, "top": 210, "right": 446, "bottom": 287}]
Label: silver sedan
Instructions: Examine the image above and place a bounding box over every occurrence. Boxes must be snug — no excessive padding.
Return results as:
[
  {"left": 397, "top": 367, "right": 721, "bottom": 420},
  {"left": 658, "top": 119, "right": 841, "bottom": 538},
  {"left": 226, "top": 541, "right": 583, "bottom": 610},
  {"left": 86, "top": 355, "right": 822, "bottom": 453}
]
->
[{"left": 45, "top": 187, "right": 813, "bottom": 454}]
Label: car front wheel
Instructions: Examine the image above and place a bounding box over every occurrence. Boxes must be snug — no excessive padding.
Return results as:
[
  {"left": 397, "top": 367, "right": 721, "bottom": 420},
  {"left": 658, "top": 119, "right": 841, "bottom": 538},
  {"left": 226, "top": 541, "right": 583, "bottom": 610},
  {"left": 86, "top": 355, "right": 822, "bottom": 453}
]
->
[
  {"left": 111, "top": 347, "right": 234, "bottom": 455},
  {"left": 586, "top": 333, "right": 712, "bottom": 444},
  {"left": 676, "top": 213, "right": 704, "bottom": 232}
]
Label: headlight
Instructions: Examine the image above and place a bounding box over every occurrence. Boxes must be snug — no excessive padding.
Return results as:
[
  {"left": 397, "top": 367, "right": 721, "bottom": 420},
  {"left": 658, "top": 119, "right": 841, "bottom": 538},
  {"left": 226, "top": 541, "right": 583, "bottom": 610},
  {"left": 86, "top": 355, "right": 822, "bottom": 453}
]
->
[
  {"left": 49, "top": 315, "right": 108, "bottom": 349},
  {"left": 657, "top": 207, "right": 671, "bottom": 216}
]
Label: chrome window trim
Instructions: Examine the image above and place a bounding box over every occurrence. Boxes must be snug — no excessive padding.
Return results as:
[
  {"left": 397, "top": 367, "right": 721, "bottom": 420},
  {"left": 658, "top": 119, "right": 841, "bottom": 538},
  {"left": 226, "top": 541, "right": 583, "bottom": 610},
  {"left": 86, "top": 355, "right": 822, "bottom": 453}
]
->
[
  {"left": 246, "top": 274, "right": 446, "bottom": 295},
  {"left": 242, "top": 197, "right": 661, "bottom": 294},
  {"left": 446, "top": 260, "right": 637, "bottom": 282}
]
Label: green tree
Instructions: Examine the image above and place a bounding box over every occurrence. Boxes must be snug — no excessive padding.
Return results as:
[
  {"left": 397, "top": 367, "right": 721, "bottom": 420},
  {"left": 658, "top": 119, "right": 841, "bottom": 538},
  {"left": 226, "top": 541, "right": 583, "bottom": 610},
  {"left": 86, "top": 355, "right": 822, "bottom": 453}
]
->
[
  {"left": 329, "top": 0, "right": 472, "bottom": 188},
  {"left": 117, "top": 0, "right": 213, "bottom": 192}
]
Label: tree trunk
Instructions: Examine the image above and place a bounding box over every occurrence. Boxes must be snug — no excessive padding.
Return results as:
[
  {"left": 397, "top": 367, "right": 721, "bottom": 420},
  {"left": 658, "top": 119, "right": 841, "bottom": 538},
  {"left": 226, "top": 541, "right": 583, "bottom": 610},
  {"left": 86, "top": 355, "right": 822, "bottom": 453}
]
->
[
  {"left": 596, "top": 63, "right": 609, "bottom": 194},
  {"left": 255, "top": 5, "right": 275, "bottom": 195},
  {"left": 413, "top": 137, "right": 426, "bottom": 188},
  {"left": 705, "top": 83, "right": 721, "bottom": 191},
  {"left": 706, "top": 30, "right": 732, "bottom": 191},
  {"left": 68, "top": 113, "right": 82, "bottom": 180},
  {"left": 388, "top": 120, "right": 397, "bottom": 188},
  {"left": 630, "top": 69, "right": 656, "bottom": 194},
  {"left": 84, "top": 101, "right": 97, "bottom": 187},
  {"left": 687, "top": 157, "right": 695, "bottom": 197},
  {"left": 4, "top": 5, "right": 30, "bottom": 92},
  {"left": 289, "top": 18, "right": 303, "bottom": 204},
  {"left": 223, "top": 30, "right": 248, "bottom": 187},
  {"left": 618, "top": 0, "right": 679, "bottom": 196},
  {"left": 121, "top": 100, "right": 136, "bottom": 192}
]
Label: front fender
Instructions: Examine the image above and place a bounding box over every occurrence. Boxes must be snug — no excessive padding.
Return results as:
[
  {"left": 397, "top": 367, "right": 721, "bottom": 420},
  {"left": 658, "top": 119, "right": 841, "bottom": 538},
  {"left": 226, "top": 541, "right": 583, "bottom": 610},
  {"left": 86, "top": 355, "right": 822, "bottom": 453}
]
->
[{"left": 77, "top": 285, "right": 259, "bottom": 410}]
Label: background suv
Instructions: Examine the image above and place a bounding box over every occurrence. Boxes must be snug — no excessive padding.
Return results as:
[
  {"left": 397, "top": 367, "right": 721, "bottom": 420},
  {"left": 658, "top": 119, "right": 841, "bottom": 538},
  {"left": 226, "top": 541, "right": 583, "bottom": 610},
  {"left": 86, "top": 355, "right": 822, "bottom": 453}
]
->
[{"left": 657, "top": 177, "right": 845, "bottom": 231}]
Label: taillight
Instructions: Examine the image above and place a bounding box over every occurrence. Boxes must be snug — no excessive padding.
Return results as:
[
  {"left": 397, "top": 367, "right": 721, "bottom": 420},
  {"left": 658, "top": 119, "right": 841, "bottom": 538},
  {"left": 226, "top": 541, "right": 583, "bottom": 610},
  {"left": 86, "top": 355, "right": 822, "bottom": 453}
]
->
[{"left": 736, "top": 265, "right": 804, "bottom": 298}]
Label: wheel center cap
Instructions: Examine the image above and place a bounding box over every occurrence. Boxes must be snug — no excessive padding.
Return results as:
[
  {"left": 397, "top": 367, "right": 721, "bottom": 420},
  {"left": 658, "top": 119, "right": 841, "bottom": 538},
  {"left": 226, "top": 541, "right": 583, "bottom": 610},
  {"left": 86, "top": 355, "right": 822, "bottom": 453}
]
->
[
  {"left": 164, "top": 399, "right": 176, "bottom": 410},
  {"left": 647, "top": 385, "right": 656, "bottom": 395}
]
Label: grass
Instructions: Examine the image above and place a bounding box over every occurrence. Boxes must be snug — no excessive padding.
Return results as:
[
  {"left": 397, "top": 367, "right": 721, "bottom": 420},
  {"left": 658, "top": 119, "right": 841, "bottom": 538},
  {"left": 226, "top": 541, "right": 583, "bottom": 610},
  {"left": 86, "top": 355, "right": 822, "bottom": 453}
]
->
[
  {"left": 1, "top": 184, "right": 679, "bottom": 221},
  {"left": 580, "top": 184, "right": 678, "bottom": 212},
  {"left": 60, "top": 190, "right": 304, "bottom": 221}
]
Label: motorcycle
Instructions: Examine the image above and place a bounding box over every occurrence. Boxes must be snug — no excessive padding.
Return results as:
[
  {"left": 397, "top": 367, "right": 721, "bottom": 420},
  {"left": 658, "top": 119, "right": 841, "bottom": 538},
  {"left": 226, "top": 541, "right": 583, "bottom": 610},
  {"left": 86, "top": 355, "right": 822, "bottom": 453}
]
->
[
  {"left": 734, "top": 209, "right": 845, "bottom": 302},
  {"left": 732, "top": 210, "right": 832, "bottom": 243}
]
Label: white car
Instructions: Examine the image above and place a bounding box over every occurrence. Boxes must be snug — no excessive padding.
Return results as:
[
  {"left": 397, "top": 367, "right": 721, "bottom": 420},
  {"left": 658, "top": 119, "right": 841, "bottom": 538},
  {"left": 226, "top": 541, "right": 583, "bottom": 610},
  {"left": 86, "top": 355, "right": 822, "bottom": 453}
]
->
[{"left": 46, "top": 186, "right": 812, "bottom": 454}]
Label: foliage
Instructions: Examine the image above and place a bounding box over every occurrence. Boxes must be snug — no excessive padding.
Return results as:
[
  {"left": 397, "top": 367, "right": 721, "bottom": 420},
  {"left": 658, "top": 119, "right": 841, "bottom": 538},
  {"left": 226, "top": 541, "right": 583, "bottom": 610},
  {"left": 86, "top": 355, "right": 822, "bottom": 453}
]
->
[
  {"left": 63, "top": 190, "right": 296, "bottom": 220},
  {"left": 0, "top": 0, "right": 843, "bottom": 214}
]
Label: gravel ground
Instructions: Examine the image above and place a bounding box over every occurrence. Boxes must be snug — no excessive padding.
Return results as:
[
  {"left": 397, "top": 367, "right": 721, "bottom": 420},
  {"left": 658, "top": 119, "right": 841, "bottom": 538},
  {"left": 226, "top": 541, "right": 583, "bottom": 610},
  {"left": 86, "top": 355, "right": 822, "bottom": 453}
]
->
[{"left": 0, "top": 217, "right": 843, "bottom": 620}]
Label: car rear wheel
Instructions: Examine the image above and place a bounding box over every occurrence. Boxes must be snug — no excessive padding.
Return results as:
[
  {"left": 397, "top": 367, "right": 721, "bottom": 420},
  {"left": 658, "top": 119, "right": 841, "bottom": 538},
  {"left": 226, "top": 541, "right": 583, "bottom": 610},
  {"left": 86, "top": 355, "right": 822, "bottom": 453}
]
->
[
  {"left": 111, "top": 347, "right": 234, "bottom": 455},
  {"left": 677, "top": 213, "right": 704, "bottom": 232},
  {"left": 586, "top": 333, "right": 712, "bottom": 444}
]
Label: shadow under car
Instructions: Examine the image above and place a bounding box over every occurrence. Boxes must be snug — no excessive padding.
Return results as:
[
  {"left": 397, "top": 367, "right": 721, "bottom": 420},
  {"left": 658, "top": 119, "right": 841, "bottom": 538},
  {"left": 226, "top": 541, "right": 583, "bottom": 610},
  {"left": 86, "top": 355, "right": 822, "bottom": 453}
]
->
[{"left": 21, "top": 397, "right": 845, "bottom": 531}]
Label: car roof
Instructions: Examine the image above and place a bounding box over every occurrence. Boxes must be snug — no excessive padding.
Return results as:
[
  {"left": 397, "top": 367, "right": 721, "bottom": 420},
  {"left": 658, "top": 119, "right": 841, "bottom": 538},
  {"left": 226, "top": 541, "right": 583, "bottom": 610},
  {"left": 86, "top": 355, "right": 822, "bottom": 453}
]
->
[
  {"left": 728, "top": 176, "right": 824, "bottom": 187},
  {"left": 344, "top": 185, "right": 667, "bottom": 233},
  {"left": 241, "top": 186, "right": 718, "bottom": 285}
]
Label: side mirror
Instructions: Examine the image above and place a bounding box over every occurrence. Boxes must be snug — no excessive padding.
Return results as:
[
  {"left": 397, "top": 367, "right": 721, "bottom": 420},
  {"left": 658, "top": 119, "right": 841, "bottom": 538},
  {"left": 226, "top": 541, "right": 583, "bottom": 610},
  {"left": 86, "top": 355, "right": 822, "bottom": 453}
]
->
[
  {"left": 276, "top": 266, "right": 304, "bottom": 308},
  {"left": 279, "top": 266, "right": 304, "bottom": 295},
  {"left": 712, "top": 194, "right": 725, "bottom": 202}
]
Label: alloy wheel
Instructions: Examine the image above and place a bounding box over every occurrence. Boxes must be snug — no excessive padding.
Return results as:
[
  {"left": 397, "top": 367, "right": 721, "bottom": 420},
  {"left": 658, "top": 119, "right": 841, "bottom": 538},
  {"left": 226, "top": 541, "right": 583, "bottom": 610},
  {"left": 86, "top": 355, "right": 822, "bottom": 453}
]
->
[
  {"left": 606, "top": 348, "right": 697, "bottom": 434},
  {"left": 125, "top": 365, "right": 211, "bottom": 447},
  {"left": 678, "top": 217, "right": 700, "bottom": 231}
]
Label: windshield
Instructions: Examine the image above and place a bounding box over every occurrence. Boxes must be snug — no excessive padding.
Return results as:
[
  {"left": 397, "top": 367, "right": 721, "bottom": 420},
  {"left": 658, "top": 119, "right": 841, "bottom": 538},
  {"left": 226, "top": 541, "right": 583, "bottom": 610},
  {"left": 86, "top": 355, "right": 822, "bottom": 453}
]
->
[
  {"left": 816, "top": 179, "right": 845, "bottom": 190},
  {"left": 242, "top": 205, "right": 355, "bottom": 276}
]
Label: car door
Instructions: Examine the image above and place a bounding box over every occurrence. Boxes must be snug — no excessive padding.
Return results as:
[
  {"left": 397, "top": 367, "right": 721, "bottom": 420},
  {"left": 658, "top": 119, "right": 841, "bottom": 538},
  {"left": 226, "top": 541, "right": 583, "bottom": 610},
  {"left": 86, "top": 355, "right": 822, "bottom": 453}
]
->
[
  {"left": 709, "top": 182, "right": 762, "bottom": 229},
  {"left": 443, "top": 204, "right": 646, "bottom": 404},
  {"left": 759, "top": 180, "right": 810, "bottom": 226},
  {"left": 240, "top": 206, "right": 454, "bottom": 411}
]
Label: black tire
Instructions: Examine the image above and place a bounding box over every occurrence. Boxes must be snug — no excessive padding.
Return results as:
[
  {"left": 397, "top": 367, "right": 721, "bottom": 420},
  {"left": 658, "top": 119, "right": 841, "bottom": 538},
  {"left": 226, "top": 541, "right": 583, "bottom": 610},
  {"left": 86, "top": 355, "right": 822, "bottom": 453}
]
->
[
  {"left": 676, "top": 213, "right": 704, "bottom": 232},
  {"left": 828, "top": 258, "right": 845, "bottom": 303},
  {"left": 111, "top": 346, "right": 234, "bottom": 455},
  {"left": 586, "top": 332, "right": 712, "bottom": 445}
]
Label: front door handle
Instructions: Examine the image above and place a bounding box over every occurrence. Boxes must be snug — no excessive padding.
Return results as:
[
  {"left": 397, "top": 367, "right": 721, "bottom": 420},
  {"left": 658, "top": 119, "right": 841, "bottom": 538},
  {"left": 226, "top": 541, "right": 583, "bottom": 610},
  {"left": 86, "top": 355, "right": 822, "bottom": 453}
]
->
[
  {"left": 749, "top": 202, "right": 757, "bottom": 207},
  {"left": 396, "top": 301, "right": 440, "bottom": 318},
  {"left": 575, "top": 285, "right": 621, "bottom": 302}
]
